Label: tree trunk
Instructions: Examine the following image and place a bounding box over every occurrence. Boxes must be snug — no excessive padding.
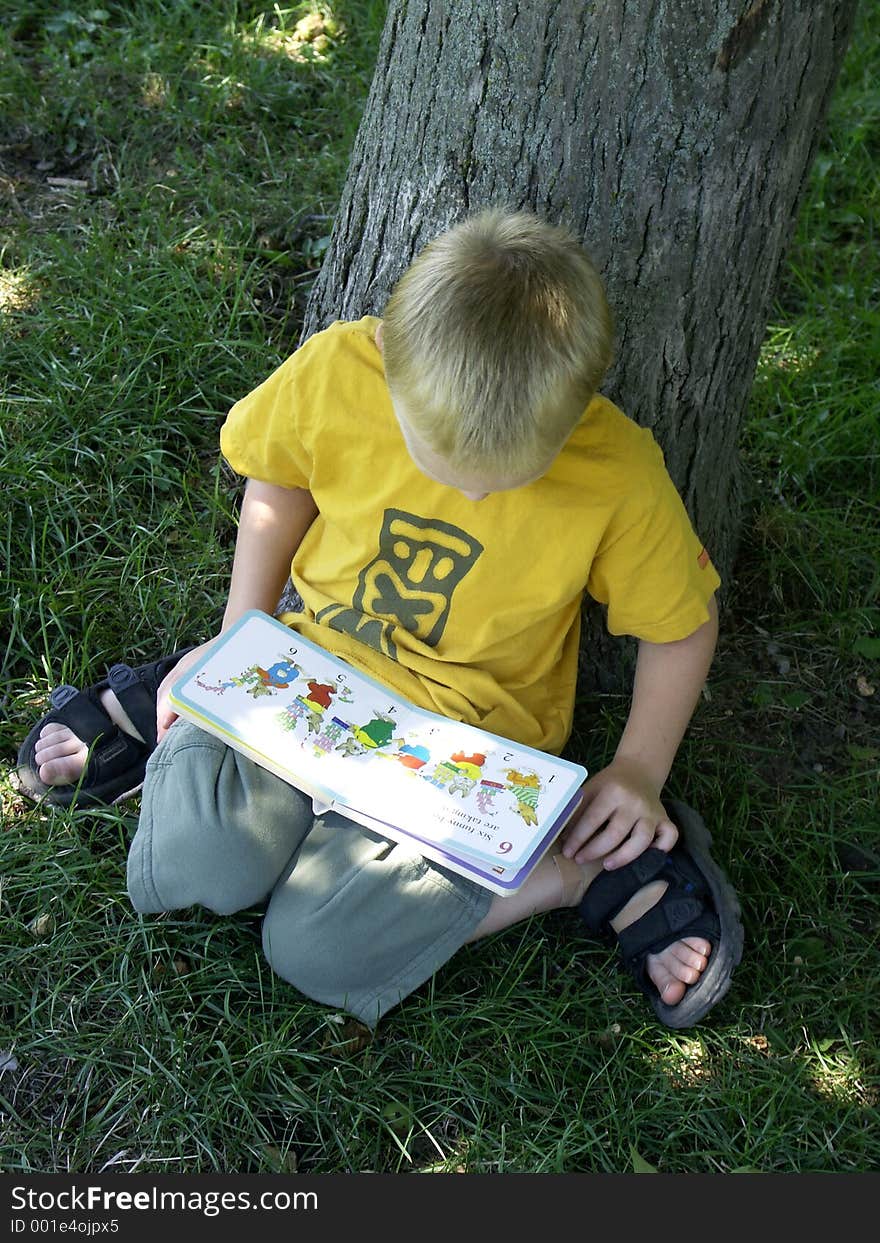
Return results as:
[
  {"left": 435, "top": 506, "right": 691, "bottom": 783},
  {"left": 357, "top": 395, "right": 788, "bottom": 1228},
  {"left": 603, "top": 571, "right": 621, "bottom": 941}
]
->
[{"left": 299, "top": 0, "right": 857, "bottom": 690}]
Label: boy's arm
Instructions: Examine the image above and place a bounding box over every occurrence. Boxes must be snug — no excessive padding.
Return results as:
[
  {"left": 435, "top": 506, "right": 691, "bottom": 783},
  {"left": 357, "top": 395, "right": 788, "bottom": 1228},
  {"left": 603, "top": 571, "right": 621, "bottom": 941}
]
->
[
  {"left": 221, "top": 478, "right": 318, "bottom": 629},
  {"left": 156, "top": 479, "right": 318, "bottom": 739},
  {"left": 561, "top": 593, "right": 718, "bottom": 869}
]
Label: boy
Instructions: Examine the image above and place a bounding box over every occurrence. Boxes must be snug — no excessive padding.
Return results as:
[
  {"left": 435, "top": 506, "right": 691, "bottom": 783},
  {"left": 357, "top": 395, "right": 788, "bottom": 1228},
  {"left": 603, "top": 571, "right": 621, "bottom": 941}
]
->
[{"left": 20, "top": 210, "right": 743, "bottom": 1029}]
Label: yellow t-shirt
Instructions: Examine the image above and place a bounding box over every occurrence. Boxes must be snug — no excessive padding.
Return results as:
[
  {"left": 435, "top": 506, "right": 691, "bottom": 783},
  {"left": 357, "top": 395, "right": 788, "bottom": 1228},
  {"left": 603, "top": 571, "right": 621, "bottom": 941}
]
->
[{"left": 220, "top": 317, "right": 720, "bottom": 753}]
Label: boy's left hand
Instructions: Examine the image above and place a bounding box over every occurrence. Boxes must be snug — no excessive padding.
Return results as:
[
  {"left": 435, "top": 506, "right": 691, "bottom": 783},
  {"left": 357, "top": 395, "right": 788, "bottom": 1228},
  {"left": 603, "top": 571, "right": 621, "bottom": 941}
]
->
[{"left": 560, "top": 757, "right": 678, "bottom": 870}]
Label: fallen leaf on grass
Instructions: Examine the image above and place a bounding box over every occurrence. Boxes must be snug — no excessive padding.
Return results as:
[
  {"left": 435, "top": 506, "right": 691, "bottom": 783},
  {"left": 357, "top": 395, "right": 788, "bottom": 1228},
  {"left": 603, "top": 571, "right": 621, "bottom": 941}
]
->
[
  {"left": 27, "top": 913, "right": 54, "bottom": 938},
  {"left": 263, "top": 1145, "right": 298, "bottom": 1174},
  {"left": 321, "top": 1018, "right": 373, "bottom": 1056},
  {"left": 630, "top": 1145, "right": 658, "bottom": 1173},
  {"left": 381, "top": 1101, "right": 413, "bottom": 1137},
  {"left": 152, "top": 956, "right": 190, "bottom": 980},
  {"left": 743, "top": 1034, "right": 770, "bottom": 1055}
]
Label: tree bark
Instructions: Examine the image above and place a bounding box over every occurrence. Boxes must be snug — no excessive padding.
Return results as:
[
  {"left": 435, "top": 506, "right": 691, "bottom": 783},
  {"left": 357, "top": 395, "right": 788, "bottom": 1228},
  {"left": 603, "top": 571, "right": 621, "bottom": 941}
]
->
[{"left": 299, "top": 0, "right": 857, "bottom": 690}]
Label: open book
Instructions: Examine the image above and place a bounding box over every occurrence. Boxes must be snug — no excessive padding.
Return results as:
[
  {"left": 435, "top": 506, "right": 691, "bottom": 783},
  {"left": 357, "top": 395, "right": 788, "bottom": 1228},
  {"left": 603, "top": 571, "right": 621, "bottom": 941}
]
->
[{"left": 168, "top": 611, "right": 587, "bottom": 896}]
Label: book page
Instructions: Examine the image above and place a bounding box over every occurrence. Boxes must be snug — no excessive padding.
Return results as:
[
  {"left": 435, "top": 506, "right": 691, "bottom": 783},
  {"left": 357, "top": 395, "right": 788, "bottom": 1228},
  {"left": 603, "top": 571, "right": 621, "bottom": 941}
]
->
[{"left": 171, "top": 612, "right": 586, "bottom": 870}]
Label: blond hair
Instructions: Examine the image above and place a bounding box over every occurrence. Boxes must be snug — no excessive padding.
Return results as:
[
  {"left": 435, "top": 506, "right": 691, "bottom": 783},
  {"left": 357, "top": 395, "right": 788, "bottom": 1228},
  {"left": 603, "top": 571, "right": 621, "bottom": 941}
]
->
[{"left": 381, "top": 209, "right": 613, "bottom": 477}]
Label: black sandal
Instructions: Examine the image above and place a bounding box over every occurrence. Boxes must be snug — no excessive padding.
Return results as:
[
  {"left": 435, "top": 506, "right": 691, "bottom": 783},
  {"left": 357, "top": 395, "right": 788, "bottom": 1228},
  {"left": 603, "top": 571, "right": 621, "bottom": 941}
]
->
[
  {"left": 578, "top": 799, "right": 744, "bottom": 1028},
  {"left": 14, "top": 646, "right": 196, "bottom": 809}
]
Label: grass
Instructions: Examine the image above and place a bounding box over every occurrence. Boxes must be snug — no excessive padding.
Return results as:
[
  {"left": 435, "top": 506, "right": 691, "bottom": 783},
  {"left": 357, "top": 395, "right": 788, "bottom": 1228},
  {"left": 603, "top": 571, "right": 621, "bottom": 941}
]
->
[{"left": 1, "top": 1, "right": 878, "bottom": 1175}]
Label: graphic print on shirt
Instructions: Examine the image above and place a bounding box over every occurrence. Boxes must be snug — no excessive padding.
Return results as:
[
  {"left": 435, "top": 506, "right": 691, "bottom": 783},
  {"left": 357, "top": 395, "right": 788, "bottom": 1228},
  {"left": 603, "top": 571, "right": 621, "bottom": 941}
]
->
[{"left": 315, "top": 509, "right": 484, "bottom": 661}]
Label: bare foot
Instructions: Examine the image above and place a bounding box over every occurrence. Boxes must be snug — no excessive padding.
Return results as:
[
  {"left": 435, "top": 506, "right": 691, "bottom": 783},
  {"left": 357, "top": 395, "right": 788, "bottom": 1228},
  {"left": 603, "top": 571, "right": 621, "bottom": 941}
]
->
[
  {"left": 34, "top": 690, "right": 145, "bottom": 786},
  {"left": 609, "top": 879, "right": 711, "bottom": 1005}
]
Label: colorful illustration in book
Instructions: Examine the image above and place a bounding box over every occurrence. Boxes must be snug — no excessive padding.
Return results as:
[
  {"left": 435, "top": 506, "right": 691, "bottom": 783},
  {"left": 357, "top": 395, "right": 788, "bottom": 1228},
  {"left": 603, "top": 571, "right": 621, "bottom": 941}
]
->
[
  {"left": 504, "top": 769, "right": 542, "bottom": 826},
  {"left": 297, "top": 679, "right": 335, "bottom": 733},
  {"left": 298, "top": 678, "right": 355, "bottom": 734},
  {"left": 196, "top": 655, "right": 304, "bottom": 699},
  {"left": 394, "top": 743, "right": 430, "bottom": 771},
  {"left": 336, "top": 711, "right": 402, "bottom": 757},
  {"left": 191, "top": 639, "right": 547, "bottom": 822},
  {"left": 407, "top": 747, "right": 544, "bottom": 827},
  {"left": 475, "top": 777, "right": 505, "bottom": 815},
  {"left": 421, "top": 751, "right": 486, "bottom": 798},
  {"left": 200, "top": 643, "right": 550, "bottom": 828},
  {"left": 309, "top": 714, "right": 353, "bottom": 757},
  {"left": 275, "top": 669, "right": 355, "bottom": 740}
]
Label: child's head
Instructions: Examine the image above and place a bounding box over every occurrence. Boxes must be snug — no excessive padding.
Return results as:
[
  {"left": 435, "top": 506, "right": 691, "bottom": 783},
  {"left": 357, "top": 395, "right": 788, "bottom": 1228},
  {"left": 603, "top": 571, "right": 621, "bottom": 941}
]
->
[{"left": 381, "top": 208, "right": 613, "bottom": 489}]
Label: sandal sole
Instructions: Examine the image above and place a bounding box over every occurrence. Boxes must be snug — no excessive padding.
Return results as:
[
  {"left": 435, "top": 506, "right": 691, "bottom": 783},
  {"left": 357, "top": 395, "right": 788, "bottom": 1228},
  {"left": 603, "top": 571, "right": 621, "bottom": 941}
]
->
[{"left": 649, "top": 798, "right": 744, "bottom": 1029}]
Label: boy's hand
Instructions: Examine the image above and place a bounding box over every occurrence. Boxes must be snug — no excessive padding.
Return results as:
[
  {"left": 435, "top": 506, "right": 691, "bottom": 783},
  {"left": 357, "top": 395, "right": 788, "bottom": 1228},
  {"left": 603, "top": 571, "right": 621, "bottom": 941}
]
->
[
  {"left": 156, "top": 641, "right": 215, "bottom": 743},
  {"left": 560, "top": 757, "right": 678, "bottom": 870}
]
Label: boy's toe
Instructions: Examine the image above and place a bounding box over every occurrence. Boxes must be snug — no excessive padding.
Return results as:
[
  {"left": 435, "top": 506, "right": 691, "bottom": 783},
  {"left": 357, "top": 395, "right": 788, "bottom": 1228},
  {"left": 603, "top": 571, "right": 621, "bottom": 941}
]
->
[
  {"left": 35, "top": 729, "right": 84, "bottom": 763},
  {"left": 646, "top": 956, "right": 687, "bottom": 1004},
  {"left": 35, "top": 728, "right": 90, "bottom": 785},
  {"left": 682, "top": 936, "right": 712, "bottom": 958},
  {"left": 36, "top": 722, "right": 72, "bottom": 746},
  {"left": 668, "top": 941, "right": 710, "bottom": 972},
  {"left": 38, "top": 756, "right": 82, "bottom": 785},
  {"left": 655, "top": 942, "right": 707, "bottom": 986}
]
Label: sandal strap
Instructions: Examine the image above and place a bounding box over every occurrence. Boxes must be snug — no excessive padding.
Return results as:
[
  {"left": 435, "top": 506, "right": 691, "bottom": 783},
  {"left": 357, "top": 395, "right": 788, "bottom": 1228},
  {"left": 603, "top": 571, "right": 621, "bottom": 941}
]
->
[
  {"left": 83, "top": 727, "right": 150, "bottom": 788},
  {"left": 616, "top": 889, "right": 717, "bottom": 962},
  {"left": 133, "top": 646, "right": 196, "bottom": 694},
  {"left": 613, "top": 845, "right": 720, "bottom": 970},
  {"left": 107, "top": 663, "right": 158, "bottom": 750},
  {"left": 48, "top": 685, "right": 114, "bottom": 745},
  {"left": 578, "top": 847, "right": 669, "bottom": 932}
]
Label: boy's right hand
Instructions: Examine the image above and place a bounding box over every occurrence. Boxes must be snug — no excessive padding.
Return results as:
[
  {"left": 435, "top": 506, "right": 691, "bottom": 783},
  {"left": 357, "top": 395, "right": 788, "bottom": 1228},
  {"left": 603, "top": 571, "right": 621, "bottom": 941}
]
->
[{"left": 155, "top": 640, "right": 216, "bottom": 742}]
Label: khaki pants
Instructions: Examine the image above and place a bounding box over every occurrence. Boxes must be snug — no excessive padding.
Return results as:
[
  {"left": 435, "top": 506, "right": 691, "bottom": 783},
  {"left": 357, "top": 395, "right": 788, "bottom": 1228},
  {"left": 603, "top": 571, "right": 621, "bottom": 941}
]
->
[{"left": 127, "top": 720, "right": 492, "bottom": 1026}]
